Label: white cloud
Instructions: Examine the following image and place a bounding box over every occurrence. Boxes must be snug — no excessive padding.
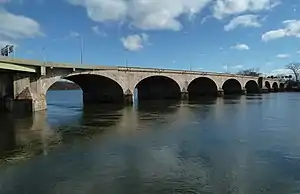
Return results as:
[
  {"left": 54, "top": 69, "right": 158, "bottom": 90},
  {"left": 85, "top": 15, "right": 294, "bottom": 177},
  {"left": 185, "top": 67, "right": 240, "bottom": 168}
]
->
[
  {"left": 200, "top": 15, "right": 212, "bottom": 24},
  {"left": 224, "top": 14, "right": 261, "bottom": 31},
  {"left": 0, "top": 8, "right": 42, "bottom": 49},
  {"left": 276, "top": 54, "right": 290, "bottom": 58},
  {"left": 0, "top": 9, "right": 42, "bottom": 40},
  {"left": 262, "top": 20, "right": 300, "bottom": 42},
  {"left": 296, "top": 50, "right": 300, "bottom": 54},
  {"left": 91, "top": 26, "right": 107, "bottom": 36},
  {"left": 67, "top": 0, "right": 127, "bottom": 22},
  {"left": 67, "top": 0, "right": 211, "bottom": 31},
  {"left": 212, "top": 0, "right": 280, "bottom": 19},
  {"left": 0, "top": 0, "right": 11, "bottom": 4},
  {"left": 231, "top": 43, "right": 250, "bottom": 50},
  {"left": 232, "top": 65, "right": 243, "bottom": 69},
  {"left": 121, "top": 33, "right": 148, "bottom": 51}
]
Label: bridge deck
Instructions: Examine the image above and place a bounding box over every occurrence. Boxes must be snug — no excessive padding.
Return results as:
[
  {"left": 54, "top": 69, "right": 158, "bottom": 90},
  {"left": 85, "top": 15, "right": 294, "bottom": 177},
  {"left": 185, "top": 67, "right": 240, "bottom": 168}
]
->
[{"left": 0, "top": 57, "right": 271, "bottom": 80}]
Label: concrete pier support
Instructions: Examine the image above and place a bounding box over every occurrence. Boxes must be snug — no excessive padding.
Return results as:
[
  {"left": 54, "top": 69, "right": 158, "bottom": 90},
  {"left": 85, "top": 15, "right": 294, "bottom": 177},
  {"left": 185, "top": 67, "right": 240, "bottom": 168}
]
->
[
  {"left": 181, "top": 92, "right": 189, "bottom": 101},
  {"left": 124, "top": 94, "right": 133, "bottom": 105},
  {"left": 242, "top": 88, "right": 247, "bottom": 95},
  {"left": 217, "top": 89, "right": 224, "bottom": 97},
  {"left": 260, "top": 87, "right": 270, "bottom": 93}
]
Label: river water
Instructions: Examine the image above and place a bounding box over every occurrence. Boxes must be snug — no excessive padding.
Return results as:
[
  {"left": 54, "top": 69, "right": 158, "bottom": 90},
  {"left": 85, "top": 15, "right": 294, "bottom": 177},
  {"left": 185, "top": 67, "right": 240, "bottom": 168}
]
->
[{"left": 0, "top": 90, "right": 300, "bottom": 194}]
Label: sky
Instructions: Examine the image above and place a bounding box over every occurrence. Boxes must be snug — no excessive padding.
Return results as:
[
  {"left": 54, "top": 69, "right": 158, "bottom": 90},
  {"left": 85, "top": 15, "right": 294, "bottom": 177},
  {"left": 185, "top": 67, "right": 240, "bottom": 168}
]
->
[{"left": 0, "top": 0, "right": 300, "bottom": 75}]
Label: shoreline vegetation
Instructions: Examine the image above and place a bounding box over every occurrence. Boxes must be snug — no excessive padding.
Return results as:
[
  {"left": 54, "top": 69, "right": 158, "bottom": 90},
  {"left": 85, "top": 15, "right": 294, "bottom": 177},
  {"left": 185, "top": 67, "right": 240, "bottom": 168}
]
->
[{"left": 49, "top": 81, "right": 80, "bottom": 91}]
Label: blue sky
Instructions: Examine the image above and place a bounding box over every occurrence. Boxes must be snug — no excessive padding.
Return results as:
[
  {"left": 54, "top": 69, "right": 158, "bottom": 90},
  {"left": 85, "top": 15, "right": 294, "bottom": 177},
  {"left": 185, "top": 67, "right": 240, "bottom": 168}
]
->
[{"left": 0, "top": 0, "right": 300, "bottom": 75}]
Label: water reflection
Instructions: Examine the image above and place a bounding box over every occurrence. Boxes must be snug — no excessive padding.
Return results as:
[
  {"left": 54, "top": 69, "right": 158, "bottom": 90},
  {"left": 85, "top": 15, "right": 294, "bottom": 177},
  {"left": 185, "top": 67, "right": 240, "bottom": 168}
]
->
[
  {"left": 0, "top": 114, "right": 16, "bottom": 155},
  {"left": 1, "top": 91, "right": 300, "bottom": 194}
]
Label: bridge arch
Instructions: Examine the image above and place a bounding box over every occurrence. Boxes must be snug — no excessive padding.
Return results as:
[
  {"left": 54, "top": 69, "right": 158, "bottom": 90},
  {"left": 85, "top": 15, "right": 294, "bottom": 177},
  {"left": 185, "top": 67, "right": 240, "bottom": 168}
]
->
[
  {"left": 280, "top": 83, "right": 285, "bottom": 91},
  {"left": 45, "top": 74, "right": 125, "bottom": 104},
  {"left": 135, "top": 75, "right": 181, "bottom": 101},
  {"left": 272, "top": 82, "right": 279, "bottom": 92},
  {"left": 222, "top": 79, "right": 242, "bottom": 95},
  {"left": 265, "top": 81, "right": 271, "bottom": 90},
  {"left": 187, "top": 77, "right": 218, "bottom": 100},
  {"left": 245, "top": 80, "right": 260, "bottom": 94}
]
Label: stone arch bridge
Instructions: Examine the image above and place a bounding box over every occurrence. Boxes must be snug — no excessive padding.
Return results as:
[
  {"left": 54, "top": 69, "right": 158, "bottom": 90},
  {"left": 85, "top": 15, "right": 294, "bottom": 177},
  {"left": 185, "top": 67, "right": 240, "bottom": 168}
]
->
[{"left": 0, "top": 58, "right": 282, "bottom": 112}]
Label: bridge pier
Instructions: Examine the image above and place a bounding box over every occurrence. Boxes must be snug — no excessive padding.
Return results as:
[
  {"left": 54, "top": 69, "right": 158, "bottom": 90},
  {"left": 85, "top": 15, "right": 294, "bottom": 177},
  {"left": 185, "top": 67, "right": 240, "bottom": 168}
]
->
[
  {"left": 260, "top": 87, "right": 270, "bottom": 93},
  {"left": 124, "top": 90, "right": 133, "bottom": 105},
  {"left": 181, "top": 92, "right": 189, "bottom": 101},
  {"left": 217, "top": 89, "right": 224, "bottom": 97},
  {"left": 242, "top": 88, "right": 247, "bottom": 95}
]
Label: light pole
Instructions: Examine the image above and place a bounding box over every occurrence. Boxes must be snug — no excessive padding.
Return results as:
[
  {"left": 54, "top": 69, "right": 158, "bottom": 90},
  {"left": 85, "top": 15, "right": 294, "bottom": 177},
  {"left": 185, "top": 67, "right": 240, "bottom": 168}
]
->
[
  {"left": 79, "top": 35, "right": 83, "bottom": 65},
  {"left": 42, "top": 47, "right": 47, "bottom": 63}
]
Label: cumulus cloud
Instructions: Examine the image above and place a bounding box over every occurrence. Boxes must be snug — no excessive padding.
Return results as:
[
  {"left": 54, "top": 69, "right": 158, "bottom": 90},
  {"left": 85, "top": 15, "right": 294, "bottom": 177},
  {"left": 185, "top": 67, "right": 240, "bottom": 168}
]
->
[
  {"left": 262, "top": 20, "right": 300, "bottom": 42},
  {"left": 212, "top": 0, "right": 280, "bottom": 19},
  {"left": 121, "top": 33, "right": 148, "bottom": 51},
  {"left": 67, "top": 0, "right": 211, "bottom": 31},
  {"left": 224, "top": 14, "right": 261, "bottom": 31},
  {"left": 231, "top": 43, "right": 250, "bottom": 50},
  {"left": 276, "top": 54, "right": 290, "bottom": 58},
  {"left": 0, "top": 9, "right": 42, "bottom": 39},
  {"left": 0, "top": 8, "right": 42, "bottom": 48}
]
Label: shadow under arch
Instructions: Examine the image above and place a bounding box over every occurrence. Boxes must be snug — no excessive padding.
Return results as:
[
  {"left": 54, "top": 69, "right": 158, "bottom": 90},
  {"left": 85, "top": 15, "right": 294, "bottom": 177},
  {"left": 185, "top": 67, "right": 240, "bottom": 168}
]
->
[
  {"left": 272, "top": 82, "right": 279, "bottom": 92},
  {"left": 135, "top": 76, "right": 181, "bottom": 101},
  {"left": 265, "top": 81, "right": 271, "bottom": 91},
  {"left": 222, "top": 79, "right": 242, "bottom": 95},
  {"left": 47, "top": 74, "right": 125, "bottom": 104},
  {"left": 245, "top": 80, "right": 260, "bottom": 94},
  {"left": 280, "top": 83, "right": 285, "bottom": 91},
  {"left": 188, "top": 77, "right": 218, "bottom": 100}
]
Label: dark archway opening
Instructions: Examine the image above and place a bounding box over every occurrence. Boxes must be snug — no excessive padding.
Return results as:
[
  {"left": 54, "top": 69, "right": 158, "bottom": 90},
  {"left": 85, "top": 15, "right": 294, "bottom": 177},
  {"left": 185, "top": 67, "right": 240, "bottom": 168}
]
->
[
  {"left": 222, "top": 79, "right": 242, "bottom": 95},
  {"left": 279, "top": 83, "right": 285, "bottom": 91},
  {"left": 66, "top": 74, "right": 124, "bottom": 104},
  {"left": 136, "top": 76, "right": 181, "bottom": 101},
  {"left": 188, "top": 77, "right": 218, "bottom": 100},
  {"left": 245, "top": 80, "right": 260, "bottom": 94},
  {"left": 272, "top": 82, "right": 279, "bottom": 92},
  {"left": 47, "top": 75, "right": 124, "bottom": 109},
  {"left": 265, "top": 81, "right": 271, "bottom": 91},
  {"left": 0, "top": 70, "right": 14, "bottom": 113}
]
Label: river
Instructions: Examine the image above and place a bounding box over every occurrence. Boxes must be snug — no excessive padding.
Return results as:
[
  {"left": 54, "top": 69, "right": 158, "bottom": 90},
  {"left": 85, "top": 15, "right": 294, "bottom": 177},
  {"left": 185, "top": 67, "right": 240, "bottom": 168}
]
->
[{"left": 0, "top": 90, "right": 300, "bottom": 194}]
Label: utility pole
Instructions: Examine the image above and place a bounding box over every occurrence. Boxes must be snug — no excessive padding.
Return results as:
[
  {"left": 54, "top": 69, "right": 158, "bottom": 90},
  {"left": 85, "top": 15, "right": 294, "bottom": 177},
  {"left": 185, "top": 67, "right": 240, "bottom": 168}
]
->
[
  {"left": 80, "top": 35, "right": 83, "bottom": 65},
  {"left": 42, "top": 47, "right": 47, "bottom": 63}
]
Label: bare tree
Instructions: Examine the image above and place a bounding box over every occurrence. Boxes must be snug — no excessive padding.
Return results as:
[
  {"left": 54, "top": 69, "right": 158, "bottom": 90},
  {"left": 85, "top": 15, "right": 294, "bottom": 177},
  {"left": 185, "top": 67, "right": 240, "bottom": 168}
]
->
[
  {"left": 237, "top": 68, "right": 260, "bottom": 76},
  {"left": 286, "top": 63, "right": 300, "bottom": 81}
]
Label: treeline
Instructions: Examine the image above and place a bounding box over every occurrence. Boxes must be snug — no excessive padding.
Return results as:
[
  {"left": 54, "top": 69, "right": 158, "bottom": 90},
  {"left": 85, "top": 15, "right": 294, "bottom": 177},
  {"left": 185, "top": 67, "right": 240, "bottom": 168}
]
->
[{"left": 49, "top": 81, "right": 80, "bottom": 90}]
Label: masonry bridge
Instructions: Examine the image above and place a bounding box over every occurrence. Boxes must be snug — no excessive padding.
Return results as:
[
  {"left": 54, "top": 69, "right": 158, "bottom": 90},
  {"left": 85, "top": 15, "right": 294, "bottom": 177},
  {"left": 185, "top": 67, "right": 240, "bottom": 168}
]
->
[{"left": 0, "top": 58, "right": 283, "bottom": 112}]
